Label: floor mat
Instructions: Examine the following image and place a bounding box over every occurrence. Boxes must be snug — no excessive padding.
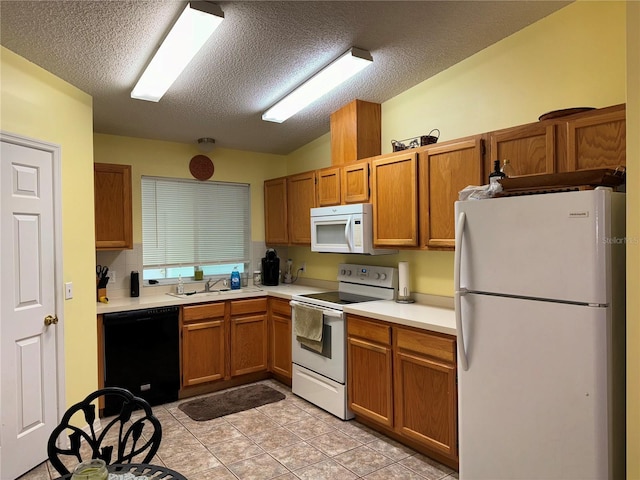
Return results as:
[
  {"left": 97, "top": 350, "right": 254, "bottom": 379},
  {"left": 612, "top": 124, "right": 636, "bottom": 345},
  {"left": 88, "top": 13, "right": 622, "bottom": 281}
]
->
[{"left": 178, "top": 384, "right": 286, "bottom": 421}]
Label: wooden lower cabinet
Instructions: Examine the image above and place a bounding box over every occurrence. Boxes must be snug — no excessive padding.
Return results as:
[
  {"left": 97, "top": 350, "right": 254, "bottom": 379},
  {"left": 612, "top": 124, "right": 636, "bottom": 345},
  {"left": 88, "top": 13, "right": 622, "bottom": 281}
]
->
[
  {"left": 395, "top": 351, "right": 457, "bottom": 457},
  {"left": 182, "top": 303, "right": 226, "bottom": 386},
  {"left": 230, "top": 298, "right": 268, "bottom": 377},
  {"left": 348, "top": 336, "right": 393, "bottom": 427},
  {"left": 347, "top": 314, "right": 458, "bottom": 468},
  {"left": 268, "top": 298, "right": 292, "bottom": 381}
]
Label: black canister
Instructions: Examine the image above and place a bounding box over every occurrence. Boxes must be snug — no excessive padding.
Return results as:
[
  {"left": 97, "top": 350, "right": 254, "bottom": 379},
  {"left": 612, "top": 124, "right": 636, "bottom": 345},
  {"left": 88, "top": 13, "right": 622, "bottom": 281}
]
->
[
  {"left": 130, "top": 271, "right": 139, "bottom": 297},
  {"left": 261, "top": 249, "right": 280, "bottom": 286}
]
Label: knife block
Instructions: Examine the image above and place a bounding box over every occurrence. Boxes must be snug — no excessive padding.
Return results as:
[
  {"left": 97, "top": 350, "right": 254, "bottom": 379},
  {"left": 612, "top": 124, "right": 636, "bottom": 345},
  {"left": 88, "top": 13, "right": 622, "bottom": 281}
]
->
[{"left": 97, "top": 286, "right": 107, "bottom": 302}]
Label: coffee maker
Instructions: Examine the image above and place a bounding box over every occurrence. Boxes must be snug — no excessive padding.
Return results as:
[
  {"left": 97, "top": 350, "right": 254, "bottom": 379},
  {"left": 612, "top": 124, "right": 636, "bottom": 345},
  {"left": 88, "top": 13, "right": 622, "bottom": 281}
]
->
[{"left": 261, "top": 248, "right": 280, "bottom": 286}]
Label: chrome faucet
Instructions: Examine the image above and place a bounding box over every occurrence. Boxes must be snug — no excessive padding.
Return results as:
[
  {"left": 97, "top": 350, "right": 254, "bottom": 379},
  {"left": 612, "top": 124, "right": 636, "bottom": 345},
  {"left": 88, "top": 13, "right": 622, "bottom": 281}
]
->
[{"left": 204, "top": 277, "right": 226, "bottom": 292}]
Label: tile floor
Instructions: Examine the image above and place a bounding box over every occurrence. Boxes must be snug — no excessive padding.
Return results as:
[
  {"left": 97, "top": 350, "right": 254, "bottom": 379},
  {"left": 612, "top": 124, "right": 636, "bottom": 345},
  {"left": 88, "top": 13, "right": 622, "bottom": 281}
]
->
[{"left": 19, "top": 379, "right": 458, "bottom": 480}]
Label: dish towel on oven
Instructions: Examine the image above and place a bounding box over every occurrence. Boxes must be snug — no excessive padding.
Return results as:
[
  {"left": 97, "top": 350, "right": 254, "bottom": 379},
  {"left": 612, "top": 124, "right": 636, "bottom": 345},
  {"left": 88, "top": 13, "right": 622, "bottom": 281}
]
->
[{"left": 294, "top": 304, "right": 324, "bottom": 353}]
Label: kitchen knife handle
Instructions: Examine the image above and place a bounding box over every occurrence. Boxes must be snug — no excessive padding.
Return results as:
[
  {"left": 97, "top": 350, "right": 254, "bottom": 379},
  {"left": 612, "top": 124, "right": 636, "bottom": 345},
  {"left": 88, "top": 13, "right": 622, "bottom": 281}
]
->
[{"left": 454, "top": 212, "right": 469, "bottom": 371}]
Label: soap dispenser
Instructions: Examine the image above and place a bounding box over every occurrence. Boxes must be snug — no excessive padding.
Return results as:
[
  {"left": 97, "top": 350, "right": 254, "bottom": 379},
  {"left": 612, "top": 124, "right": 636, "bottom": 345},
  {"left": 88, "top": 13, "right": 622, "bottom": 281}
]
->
[{"left": 230, "top": 267, "right": 241, "bottom": 290}]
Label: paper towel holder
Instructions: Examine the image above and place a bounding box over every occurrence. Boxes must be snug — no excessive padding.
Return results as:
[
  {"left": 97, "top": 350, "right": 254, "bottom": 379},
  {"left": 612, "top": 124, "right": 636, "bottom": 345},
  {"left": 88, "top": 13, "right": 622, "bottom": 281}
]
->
[
  {"left": 396, "top": 289, "right": 415, "bottom": 304},
  {"left": 396, "top": 261, "right": 415, "bottom": 303}
]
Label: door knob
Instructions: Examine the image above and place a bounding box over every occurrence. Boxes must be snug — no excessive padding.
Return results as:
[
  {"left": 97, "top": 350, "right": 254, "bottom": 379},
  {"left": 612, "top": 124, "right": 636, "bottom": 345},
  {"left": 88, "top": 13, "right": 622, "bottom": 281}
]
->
[{"left": 44, "top": 315, "right": 59, "bottom": 326}]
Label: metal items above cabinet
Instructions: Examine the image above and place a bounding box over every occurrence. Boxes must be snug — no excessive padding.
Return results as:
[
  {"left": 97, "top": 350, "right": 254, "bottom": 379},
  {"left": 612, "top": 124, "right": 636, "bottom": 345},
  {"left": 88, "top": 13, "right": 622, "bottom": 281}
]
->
[{"left": 391, "top": 129, "right": 439, "bottom": 152}]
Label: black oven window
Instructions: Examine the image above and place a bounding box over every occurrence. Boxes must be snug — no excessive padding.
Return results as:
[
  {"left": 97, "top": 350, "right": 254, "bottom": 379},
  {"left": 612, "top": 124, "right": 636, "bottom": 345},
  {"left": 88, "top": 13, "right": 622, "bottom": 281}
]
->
[{"left": 300, "top": 323, "right": 332, "bottom": 359}]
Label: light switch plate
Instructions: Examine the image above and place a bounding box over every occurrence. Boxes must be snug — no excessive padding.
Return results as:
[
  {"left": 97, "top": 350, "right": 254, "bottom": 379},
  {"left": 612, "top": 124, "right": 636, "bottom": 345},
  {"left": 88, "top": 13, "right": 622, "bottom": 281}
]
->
[{"left": 64, "top": 282, "right": 73, "bottom": 299}]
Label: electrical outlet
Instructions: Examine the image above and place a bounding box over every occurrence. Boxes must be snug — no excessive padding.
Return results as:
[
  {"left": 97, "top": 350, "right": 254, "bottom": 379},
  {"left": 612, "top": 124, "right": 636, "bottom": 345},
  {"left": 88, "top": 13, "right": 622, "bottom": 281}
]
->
[
  {"left": 108, "top": 270, "right": 116, "bottom": 283},
  {"left": 300, "top": 262, "right": 306, "bottom": 273},
  {"left": 64, "top": 282, "right": 73, "bottom": 300}
]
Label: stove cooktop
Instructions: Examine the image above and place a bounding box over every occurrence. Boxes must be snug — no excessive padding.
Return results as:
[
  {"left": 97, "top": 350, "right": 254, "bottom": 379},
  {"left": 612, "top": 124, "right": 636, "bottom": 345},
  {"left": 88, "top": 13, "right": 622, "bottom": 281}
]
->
[{"left": 298, "top": 291, "right": 382, "bottom": 305}]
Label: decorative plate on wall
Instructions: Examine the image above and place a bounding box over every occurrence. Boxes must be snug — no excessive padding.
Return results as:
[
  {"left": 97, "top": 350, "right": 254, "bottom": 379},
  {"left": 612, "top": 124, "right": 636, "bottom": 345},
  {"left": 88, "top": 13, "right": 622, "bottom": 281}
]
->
[{"left": 189, "top": 155, "right": 214, "bottom": 180}]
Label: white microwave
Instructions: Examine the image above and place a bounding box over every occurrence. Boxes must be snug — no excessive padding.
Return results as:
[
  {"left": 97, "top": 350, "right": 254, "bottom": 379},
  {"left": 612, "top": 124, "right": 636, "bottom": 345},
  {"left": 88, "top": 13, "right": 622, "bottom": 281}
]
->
[{"left": 310, "top": 203, "right": 397, "bottom": 255}]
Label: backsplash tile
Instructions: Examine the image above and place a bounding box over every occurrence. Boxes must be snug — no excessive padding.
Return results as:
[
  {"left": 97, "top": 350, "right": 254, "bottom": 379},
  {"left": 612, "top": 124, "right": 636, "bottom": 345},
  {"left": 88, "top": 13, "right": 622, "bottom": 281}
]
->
[{"left": 97, "top": 242, "right": 289, "bottom": 299}]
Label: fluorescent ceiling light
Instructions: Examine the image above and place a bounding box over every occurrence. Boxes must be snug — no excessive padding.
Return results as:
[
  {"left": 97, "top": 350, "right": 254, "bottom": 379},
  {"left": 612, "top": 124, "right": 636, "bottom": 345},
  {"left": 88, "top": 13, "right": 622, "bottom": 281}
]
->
[
  {"left": 131, "top": 2, "right": 223, "bottom": 102},
  {"left": 262, "top": 47, "right": 373, "bottom": 123}
]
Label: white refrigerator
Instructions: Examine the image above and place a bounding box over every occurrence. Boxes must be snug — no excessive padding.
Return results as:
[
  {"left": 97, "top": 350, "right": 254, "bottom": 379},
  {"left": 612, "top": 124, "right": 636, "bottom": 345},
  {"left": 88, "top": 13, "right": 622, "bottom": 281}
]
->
[{"left": 454, "top": 188, "right": 626, "bottom": 480}]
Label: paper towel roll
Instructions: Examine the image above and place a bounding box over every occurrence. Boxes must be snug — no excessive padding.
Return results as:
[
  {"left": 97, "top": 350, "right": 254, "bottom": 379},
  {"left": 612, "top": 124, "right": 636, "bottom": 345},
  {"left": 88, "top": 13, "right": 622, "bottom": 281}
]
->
[{"left": 398, "top": 261, "right": 410, "bottom": 298}]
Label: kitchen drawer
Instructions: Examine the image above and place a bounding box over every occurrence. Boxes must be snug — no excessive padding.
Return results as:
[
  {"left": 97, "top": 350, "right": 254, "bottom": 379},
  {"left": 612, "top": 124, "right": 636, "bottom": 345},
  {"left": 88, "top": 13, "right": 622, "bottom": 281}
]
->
[
  {"left": 270, "top": 298, "right": 291, "bottom": 317},
  {"left": 395, "top": 327, "right": 455, "bottom": 364},
  {"left": 347, "top": 315, "right": 391, "bottom": 345},
  {"left": 183, "top": 302, "right": 225, "bottom": 322},
  {"left": 230, "top": 297, "right": 267, "bottom": 316}
]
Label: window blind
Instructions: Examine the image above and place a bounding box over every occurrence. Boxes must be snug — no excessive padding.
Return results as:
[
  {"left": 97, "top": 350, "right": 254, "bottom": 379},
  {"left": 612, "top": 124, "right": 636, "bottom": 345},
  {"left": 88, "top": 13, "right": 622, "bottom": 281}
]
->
[{"left": 142, "top": 177, "right": 250, "bottom": 268}]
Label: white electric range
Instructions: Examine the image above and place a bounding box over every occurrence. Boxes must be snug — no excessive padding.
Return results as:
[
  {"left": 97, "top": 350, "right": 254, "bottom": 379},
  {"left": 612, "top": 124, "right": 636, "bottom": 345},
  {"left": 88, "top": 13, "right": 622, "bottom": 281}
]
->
[{"left": 290, "top": 263, "right": 398, "bottom": 419}]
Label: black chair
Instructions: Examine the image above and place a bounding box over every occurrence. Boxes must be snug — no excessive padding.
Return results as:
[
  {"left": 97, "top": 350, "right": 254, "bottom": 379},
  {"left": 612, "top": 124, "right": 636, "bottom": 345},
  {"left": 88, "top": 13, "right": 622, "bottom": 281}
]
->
[{"left": 47, "top": 387, "right": 162, "bottom": 475}]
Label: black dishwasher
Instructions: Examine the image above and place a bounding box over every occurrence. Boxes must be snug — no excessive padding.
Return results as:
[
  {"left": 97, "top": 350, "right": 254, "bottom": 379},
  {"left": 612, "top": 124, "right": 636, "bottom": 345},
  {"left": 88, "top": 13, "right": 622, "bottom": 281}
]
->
[{"left": 102, "top": 306, "right": 179, "bottom": 416}]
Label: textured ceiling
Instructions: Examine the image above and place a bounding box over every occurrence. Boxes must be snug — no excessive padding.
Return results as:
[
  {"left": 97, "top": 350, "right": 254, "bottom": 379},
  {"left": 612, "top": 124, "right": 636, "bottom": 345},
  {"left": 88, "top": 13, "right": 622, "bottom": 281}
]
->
[{"left": 0, "top": 1, "right": 569, "bottom": 155}]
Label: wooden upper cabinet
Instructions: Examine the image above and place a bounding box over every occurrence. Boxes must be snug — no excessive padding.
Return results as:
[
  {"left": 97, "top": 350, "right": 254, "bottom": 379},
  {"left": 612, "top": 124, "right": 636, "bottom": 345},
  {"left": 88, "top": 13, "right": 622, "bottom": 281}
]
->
[
  {"left": 563, "top": 104, "right": 626, "bottom": 172},
  {"left": 487, "top": 122, "right": 555, "bottom": 177},
  {"left": 342, "top": 161, "right": 370, "bottom": 204},
  {"left": 94, "top": 163, "right": 132, "bottom": 250},
  {"left": 330, "top": 100, "right": 381, "bottom": 165},
  {"left": 317, "top": 166, "right": 341, "bottom": 207},
  {"left": 264, "top": 177, "right": 288, "bottom": 245},
  {"left": 371, "top": 152, "right": 418, "bottom": 247},
  {"left": 287, "top": 171, "right": 316, "bottom": 245},
  {"left": 419, "top": 137, "right": 483, "bottom": 249}
]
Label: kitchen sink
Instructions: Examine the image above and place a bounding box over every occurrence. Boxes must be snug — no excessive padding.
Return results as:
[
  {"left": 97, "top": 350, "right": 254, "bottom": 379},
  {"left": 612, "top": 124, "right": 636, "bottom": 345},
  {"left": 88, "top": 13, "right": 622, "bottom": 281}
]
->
[{"left": 166, "top": 286, "right": 263, "bottom": 299}]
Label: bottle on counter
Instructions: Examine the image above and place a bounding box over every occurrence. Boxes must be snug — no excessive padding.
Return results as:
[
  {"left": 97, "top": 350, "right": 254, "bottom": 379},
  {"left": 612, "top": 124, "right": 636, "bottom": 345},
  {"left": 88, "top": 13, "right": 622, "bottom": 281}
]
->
[
  {"left": 194, "top": 266, "right": 203, "bottom": 281},
  {"left": 230, "top": 267, "right": 241, "bottom": 290},
  {"left": 500, "top": 159, "right": 515, "bottom": 178},
  {"left": 488, "top": 159, "right": 506, "bottom": 183},
  {"left": 177, "top": 274, "right": 184, "bottom": 295}
]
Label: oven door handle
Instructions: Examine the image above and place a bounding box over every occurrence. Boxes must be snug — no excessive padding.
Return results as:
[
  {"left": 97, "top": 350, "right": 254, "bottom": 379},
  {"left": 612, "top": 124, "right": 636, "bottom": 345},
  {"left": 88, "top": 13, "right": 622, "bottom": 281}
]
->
[{"left": 290, "top": 300, "right": 344, "bottom": 319}]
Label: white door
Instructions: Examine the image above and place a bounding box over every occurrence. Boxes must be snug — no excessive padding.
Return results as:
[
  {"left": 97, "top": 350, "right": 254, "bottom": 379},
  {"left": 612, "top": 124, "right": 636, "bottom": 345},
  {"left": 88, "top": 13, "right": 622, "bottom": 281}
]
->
[
  {"left": 457, "top": 293, "right": 610, "bottom": 480},
  {"left": 1, "top": 134, "right": 62, "bottom": 479}
]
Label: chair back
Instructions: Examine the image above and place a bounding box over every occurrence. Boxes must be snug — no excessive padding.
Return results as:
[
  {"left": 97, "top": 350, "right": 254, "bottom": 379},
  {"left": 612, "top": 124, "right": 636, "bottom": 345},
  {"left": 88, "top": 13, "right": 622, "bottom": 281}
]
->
[{"left": 47, "top": 387, "right": 162, "bottom": 475}]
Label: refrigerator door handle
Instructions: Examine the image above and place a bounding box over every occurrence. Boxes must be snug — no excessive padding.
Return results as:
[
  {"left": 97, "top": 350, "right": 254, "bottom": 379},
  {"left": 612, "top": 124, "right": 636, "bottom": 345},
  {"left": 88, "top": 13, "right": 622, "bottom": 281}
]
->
[
  {"left": 454, "top": 211, "right": 465, "bottom": 294},
  {"left": 455, "top": 291, "right": 469, "bottom": 371},
  {"left": 454, "top": 211, "right": 469, "bottom": 371}
]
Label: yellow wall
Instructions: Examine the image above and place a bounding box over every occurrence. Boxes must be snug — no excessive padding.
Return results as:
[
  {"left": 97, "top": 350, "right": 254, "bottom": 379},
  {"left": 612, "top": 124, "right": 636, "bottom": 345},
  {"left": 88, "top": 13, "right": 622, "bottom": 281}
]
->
[
  {"left": 286, "top": 132, "right": 332, "bottom": 175},
  {"left": 0, "top": 47, "right": 97, "bottom": 407},
  {"left": 93, "top": 134, "right": 287, "bottom": 243},
  {"left": 626, "top": 2, "right": 639, "bottom": 477},
  {"left": 382, "top": 1, "right": 627, "bottom": 148},
  {"left": 283, "top": 1, "right": 628, "bottom": 298}
]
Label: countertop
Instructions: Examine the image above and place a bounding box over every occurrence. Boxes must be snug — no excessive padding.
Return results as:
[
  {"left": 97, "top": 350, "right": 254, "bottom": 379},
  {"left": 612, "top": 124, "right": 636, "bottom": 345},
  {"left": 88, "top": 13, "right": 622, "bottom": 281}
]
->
[
  {"left": 97, "top": 284, "right": 456, "bottom": 336},
  {"left": 344, "top": 300, "right": 456, "bottom": 336},
  {"left": 96, "top": 284, "right": 327, "bottom": 314}
]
